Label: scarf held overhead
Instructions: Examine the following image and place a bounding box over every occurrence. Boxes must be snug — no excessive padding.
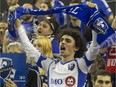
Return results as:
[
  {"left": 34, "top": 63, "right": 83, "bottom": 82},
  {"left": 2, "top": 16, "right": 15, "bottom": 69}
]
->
[{"left": 7, "top": 4, "right": 115, "bottom": 48}]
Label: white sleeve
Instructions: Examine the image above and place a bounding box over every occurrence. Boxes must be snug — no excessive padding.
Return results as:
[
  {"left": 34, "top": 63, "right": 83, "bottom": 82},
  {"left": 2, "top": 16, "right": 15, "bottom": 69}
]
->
[
  {"left": 85, "top": 30, "right": 98, "bottom": 61},
  {"left": 77, "top": 31, "right": 99, "bottom": 74},
  {"left": 17, "top": 25, "right": 41, "bottom": 62}
]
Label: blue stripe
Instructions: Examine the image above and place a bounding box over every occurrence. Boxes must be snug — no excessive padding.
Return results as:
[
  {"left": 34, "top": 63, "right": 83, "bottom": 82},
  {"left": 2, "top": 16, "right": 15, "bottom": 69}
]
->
[
  {"left": 36, "top": 55, "right": 47, "bottom": 68},
  {"left": 83, "top": 56, "right": 94, "bottom": 67},
  {"left": 52, "top": 39, "right": 60, "bottom": 54},
  {"left": 75, "top": 60, "right": 87, "bottom": 87}
]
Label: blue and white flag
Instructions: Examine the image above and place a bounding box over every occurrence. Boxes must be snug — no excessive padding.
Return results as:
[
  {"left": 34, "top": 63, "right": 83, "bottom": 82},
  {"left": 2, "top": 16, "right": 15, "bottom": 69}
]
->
[
  {"left": 8, "top": 4, "right": 115, "bottom": 48},
  {"left": 0, "top": 53, "right": 27, "bottom": 87}
]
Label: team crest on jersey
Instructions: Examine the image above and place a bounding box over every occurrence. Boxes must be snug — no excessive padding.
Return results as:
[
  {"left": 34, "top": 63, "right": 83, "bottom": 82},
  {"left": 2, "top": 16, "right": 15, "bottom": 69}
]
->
[
  {"left": 65, "top": 76, "right": 76, "bottom": 86},
  {"left": 68, "top": 63, "right": 75, "bottom": 71},
  {"left": 93, "top": 18, "right": 108, "bottom": 34}
]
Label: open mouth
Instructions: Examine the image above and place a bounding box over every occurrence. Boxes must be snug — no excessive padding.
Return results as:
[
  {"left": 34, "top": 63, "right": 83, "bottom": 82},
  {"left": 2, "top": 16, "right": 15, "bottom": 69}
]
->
[
  {"left": 60, "top": 45, "right": 66, "bottom": 51},
  {"left": 37, "top": 30, "right": 42, "bottom": 34}
]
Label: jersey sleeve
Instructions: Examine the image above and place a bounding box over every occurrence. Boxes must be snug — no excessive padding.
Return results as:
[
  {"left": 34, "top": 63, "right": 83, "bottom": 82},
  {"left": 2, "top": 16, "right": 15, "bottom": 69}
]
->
[
  {"left": 77, "top": 30, "right": 98, "bottom": 74},
  {"left": 17, "top": 25, "right": 53, "bottom": 71}
]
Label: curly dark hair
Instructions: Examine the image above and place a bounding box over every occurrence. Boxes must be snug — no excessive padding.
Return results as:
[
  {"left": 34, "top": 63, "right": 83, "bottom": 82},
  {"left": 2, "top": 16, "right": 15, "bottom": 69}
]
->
[{"left": 56, "top": 28, "right": 87, "bottom": 58}]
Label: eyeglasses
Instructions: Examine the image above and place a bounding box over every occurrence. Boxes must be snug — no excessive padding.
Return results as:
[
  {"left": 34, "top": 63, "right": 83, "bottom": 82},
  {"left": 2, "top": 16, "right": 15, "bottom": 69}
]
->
[{"left": 97, "top": 80, "right": 111, "bottom": 84}]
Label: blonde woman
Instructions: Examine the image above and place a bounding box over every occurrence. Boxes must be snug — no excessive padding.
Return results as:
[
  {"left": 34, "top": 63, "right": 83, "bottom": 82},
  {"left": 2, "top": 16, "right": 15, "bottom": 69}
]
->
[
  {"left": 32, "top": 35, "right": 53, "bottom": 58},
  {"left": 32, "top": 35, "right": 54, "bottom": 75},
  {"left": 32, "top": 35, "right": 54, "bottom": 87}
]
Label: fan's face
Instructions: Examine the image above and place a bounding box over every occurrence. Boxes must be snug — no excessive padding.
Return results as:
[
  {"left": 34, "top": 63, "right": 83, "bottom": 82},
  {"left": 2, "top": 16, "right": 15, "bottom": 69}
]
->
[
  {"left": 6, "top": 0, "right": 18, "bottom": 6},
  {"left": 7, "top": 46, "right": 22, "bottom": 53},
  {"left": 59, "top": 35, "right": 78, "bottom": 58},
  {"left": 0, "top": 22, "right": 8, "bottom": 40},
  {"left": 40, "top": 3, "right": 49, "bottom": 11},
  {"left": 36, "top": 21, "right": 53, "bottom": 36},
  {"left": 93, "top": 75, "right": 112, "bottom": 87}
]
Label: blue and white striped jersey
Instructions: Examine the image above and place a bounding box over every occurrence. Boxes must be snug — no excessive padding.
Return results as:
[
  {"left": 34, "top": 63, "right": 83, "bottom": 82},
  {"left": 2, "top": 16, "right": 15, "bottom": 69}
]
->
[{"left": 17, "top": 25, "right": 98, "bottom": 87}]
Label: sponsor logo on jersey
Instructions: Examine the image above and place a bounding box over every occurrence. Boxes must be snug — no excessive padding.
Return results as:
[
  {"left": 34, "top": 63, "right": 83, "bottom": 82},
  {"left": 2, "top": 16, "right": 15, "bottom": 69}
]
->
[
  {"left": 50, "top": 78, "right": 63, "bottom": 85},
  {"left": 65, "top": 76, "right": 76, "bottom": 86}
]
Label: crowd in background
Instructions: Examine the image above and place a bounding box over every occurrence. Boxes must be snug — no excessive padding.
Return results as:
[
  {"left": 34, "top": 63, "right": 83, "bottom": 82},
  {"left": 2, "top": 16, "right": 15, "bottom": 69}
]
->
[{"left": 0, "top": 0, "right": 115, "bottom": 87}]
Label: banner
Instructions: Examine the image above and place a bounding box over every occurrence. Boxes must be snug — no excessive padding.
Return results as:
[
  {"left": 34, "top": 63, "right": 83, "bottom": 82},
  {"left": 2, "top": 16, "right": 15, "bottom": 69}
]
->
[{"left": 0, "top": 53, "right": 27, "bottom": 87}]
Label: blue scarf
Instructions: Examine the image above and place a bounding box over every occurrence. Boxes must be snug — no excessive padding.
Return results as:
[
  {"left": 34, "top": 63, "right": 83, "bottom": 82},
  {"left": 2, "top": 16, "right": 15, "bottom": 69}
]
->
[{"left": 8, "top": 4, "right": 115, "bottom": 48}]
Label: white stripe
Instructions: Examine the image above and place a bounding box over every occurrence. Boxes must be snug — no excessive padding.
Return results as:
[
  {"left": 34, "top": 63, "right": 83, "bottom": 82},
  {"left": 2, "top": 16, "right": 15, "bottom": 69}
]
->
[
  {"left": 77, "top": 58, "right": 88, "bottom": 74},
  {"left": 86, "top": 10, "right": 99, "bottom": 26}
]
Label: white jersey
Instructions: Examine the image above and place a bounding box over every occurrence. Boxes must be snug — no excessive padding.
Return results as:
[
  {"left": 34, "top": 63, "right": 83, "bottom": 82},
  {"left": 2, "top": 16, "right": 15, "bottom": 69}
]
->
[{"left": 17, "top": 25, "right": 98, "bottom": 87}]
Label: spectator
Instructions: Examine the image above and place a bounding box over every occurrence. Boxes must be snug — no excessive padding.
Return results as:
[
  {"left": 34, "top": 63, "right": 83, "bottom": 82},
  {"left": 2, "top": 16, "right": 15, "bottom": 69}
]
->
[
  {"left": 32, "top": 0, "right": 67, "bottom": 26},
  {"left": 0, "top": 21, "right": 8, "bottom": 53},
  {"left": 85, "top": 54, "right": 106, "bottom": 87},
  {"left": 92, "top": 70, "right": 112, "bottom": 87},
  {"left": 2, "top": 0, "right": 19, "bottom": 21},
  {"left": 3, "top": 42, "right": 24, "bottom": 87},
  {"left": 5, "top": 36, "right": 55, "bottom": 87},
  {"left": 21, "top": 3, "right": 35, "bottom": 40},
  {"left": 68, "top": 0, "right": 83, "bottom": 29},
  {"left": 6, "top": 0, "right": 18, "bottom": 7},
  {"left": 112, "top": 16, "right": 116, "bottom": 29},
  {"left": 26, "top": 35, "right": 55, "bottom": 87},
  {"left": 59, "top": 0, "right": 92, "bottom": 43},
  {"left": 32, "top": 35, "right": 55, "bottom": 87},
  {"left": 32, "top": 0, "right": 46, "bottom": 28},
  {"left": 2, "top": 3, "right": 34, "bottom": 53},
  {"left": 6, "top": 42, "right": 24, "bottom": 53},
  {"left": 40, "top": 2, "right": 52, "bottom": 11},
  {"left": 5, "top": 41, "right": 41, "bottom": 87},
  {"left": 98, "top": 16, "right": 116, "bottom": 87},
  {"left": 2, "top": 4, "right": 20, "bottom": 53},
  {"left": 39, "top": 2, "right": 56, "bottom": 23},
  {"left": 32, "top": 0, "right": 46, "bottom": 10},
  {"left": 50, "top": 0, "right": 67, "bottom": 25},
  {"left": 14, "top": 14, "right": 98, "bottom": 87},
  {"left": 82, "top": 0, "right": 114, "bottom": 24},
  {"left": 7, "top": 2, "right": 98, "bottom": 87},
  {"left": 32, "top": 35, "right": 53, "bottom": 58},
  {"left": 35, "top": 16, "right": 60, "bottom": 54}
]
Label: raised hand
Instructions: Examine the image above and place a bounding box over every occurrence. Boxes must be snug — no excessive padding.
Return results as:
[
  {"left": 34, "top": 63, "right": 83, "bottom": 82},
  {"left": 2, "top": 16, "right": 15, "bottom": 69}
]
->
[
  {"left": 15, "top": 19, "right": 21, "bottom": 29},
  {"left": 86, "top": 1, "right": 98, "bottom": 9},
  {"left": 8, "top": 4, "right": 19, "bottom": 13}
]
